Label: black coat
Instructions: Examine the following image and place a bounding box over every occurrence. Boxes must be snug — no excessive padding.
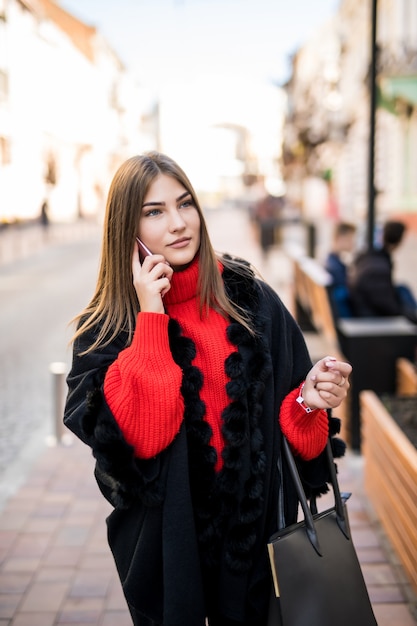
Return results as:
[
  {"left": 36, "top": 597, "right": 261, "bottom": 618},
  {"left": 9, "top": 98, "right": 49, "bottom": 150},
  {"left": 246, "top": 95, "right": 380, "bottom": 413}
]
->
[{"left": 64, "top": 260, "right": 342, "bottom": 625}]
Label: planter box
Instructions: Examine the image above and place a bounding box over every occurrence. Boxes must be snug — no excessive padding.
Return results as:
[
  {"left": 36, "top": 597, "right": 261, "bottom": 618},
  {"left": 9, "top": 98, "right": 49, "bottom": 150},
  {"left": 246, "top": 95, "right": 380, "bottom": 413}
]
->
[
  {"left": 397, "top": 357, "right": 417, "bottom": 395},
  {"left": 336, "top": 316, "right": 417, "bottom": 451},
  {"left": 360, "top": 390, "right": 417, "bottom": 596}
]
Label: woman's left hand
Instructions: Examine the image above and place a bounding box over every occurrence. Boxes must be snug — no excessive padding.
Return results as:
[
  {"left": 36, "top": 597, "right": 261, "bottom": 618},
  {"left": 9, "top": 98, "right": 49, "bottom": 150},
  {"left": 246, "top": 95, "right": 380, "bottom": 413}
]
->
[{"left": 302, "top": 356, "right": 352, "bottom": 411}]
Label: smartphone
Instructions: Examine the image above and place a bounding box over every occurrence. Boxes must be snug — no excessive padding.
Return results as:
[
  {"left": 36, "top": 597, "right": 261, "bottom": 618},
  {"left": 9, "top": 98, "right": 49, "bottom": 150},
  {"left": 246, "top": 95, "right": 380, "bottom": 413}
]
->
[{"left": 136, "top": 237, "right": 153, "bottom": 263}]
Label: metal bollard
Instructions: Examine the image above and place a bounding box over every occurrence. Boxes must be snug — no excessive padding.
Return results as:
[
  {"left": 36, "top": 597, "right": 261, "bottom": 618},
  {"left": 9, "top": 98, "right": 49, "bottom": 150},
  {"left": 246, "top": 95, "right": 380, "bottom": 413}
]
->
[
  {"left": 49, "top": 361, "right": 72, "bottom": 446},
  {"left": 305, "top": 221, "right": 316, "bottom": 258}
]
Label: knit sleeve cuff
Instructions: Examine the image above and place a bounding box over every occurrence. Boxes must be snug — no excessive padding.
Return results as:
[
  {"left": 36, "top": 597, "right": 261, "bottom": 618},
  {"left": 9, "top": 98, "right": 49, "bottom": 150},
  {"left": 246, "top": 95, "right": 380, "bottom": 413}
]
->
[
  {"left": 131, "top": 312, "right": 171, "bottom": 355},
  {"left": 111, "top": 312, "right": 169, "bottom": 373},
  {"left": 279, "top": 383, "right": 329, "bottom": 460}
]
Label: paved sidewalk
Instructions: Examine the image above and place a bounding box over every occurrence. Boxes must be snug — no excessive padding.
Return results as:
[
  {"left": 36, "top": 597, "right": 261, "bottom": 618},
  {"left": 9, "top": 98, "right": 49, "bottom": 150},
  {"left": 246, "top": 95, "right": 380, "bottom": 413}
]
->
[
  {"left": 0, "top": 220, "right": 100, "bottom": 268},
  {"left": 0, "top": 438, "right": 130, "bottom": 626},
  {"left": 0, "top": 212, "right": 416, "bottom": 624},
  {"left": 0, "top": 433, "right": 416, "bottom": 625}
]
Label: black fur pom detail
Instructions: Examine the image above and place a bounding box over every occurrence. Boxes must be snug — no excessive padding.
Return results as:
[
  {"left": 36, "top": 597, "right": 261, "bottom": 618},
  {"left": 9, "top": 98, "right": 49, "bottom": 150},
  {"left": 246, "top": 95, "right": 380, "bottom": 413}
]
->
[
  {"left": 329, "top": 415, "right": 342, "bottom": 436},
  {"left": 331, "top": 436, "right": 346, "bottom": 459}
]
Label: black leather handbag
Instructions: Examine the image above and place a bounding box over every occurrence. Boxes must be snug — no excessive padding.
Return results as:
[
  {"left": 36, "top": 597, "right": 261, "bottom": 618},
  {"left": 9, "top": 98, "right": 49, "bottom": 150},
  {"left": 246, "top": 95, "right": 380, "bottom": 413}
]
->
[{"left": 267, "top": 438, "right": 378, "bottom": 626}]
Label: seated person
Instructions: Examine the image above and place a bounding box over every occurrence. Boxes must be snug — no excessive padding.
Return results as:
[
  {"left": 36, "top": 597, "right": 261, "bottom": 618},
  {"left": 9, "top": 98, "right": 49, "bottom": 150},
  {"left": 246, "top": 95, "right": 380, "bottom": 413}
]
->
[
  {"left": 324, "top": 222, "right": 357, "bottom": 318},
  {"left": 348, "top": 220, "right": 417, "bottom": 323}
]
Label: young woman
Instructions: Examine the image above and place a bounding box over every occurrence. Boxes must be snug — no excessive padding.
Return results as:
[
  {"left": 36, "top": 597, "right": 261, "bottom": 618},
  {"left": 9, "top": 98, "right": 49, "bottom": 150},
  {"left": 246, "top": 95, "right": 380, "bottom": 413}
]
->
[{"left": 64, "top": 152, "right": 351, "bottom": 626}]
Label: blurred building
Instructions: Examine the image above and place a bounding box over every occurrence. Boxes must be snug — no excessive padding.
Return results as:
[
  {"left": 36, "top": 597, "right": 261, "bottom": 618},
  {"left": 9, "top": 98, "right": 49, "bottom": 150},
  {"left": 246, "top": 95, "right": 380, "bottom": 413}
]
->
[
  {"left": 0, "top": 0, "right": 154, "bottom": 224},
  {"left": 156, "top": 76, "right": 286, "bottom": 208},
  {"left": 282, "top": 0, "right": 417, "bottom": 228}
]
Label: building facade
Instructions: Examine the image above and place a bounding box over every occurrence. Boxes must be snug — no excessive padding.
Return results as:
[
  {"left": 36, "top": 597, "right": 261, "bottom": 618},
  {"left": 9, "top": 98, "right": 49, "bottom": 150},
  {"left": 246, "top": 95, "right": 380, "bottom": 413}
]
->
[
  {"left": 0, "top": 0, "right": 152, "bottom": 224},
  {"left": 282, "top": 0, "right": 417, "bottom": 236}
]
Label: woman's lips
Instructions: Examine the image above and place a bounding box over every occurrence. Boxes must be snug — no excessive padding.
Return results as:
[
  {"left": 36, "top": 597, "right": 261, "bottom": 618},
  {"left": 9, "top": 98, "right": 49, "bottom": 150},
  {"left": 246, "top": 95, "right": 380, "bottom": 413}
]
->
[{"left": 169, "top": 238, "right": 191, "bottom": 249}]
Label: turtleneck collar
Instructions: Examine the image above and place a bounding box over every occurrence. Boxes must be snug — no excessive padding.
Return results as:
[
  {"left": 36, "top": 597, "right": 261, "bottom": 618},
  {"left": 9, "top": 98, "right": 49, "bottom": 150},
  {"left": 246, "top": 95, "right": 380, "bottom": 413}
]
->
[{"left": 164, "top": 255, "right": 200, "bottom": 306}]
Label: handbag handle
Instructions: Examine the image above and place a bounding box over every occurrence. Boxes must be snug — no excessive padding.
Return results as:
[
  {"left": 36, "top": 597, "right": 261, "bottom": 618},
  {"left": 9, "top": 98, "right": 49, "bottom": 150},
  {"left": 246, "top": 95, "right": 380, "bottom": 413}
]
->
[{"left": 282, "top": 437, "right": 350, "bottom": 556}]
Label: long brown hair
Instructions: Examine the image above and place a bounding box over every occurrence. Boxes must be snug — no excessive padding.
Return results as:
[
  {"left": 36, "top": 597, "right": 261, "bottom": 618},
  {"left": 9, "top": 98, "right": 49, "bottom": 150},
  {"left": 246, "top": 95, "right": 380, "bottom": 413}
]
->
[{"left": 72, "top": 152, "right": 254, "bottom": 353}]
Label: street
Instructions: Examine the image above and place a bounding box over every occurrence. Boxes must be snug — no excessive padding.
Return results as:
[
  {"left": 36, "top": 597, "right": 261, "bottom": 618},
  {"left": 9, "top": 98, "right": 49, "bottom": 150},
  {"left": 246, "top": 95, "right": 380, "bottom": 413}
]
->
[{"left": 0, "top": 229, "right": 101, "bottom": 506}]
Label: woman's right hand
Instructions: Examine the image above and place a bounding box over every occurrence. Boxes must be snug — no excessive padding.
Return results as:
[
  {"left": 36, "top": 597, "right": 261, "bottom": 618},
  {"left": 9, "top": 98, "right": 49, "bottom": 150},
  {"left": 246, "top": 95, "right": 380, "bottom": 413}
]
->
[{"left": 132, "top": 242, "right": 173, "bottom": 313}]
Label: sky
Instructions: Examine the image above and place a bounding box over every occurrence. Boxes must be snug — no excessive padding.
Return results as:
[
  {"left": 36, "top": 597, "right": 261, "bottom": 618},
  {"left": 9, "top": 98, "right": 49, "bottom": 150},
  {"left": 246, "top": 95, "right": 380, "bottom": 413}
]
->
[
  {"left": 58, "top": 0, "right": 341, "bottom": 190},
  {"left": 60, "top": 0, "right": 341, "bottom": 90}
]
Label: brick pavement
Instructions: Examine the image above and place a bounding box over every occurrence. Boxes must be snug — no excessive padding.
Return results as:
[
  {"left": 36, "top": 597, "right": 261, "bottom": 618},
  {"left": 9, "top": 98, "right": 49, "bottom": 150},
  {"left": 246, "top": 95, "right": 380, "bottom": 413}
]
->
[
  {"left": 0, "top": 214, "right": 417, "bottom": 624},
  {"left": 1, "top": 432, "right": 416, "bottom": 624},
  {"left": 0, "top": 438, "right": 131, "bottom": 625}
]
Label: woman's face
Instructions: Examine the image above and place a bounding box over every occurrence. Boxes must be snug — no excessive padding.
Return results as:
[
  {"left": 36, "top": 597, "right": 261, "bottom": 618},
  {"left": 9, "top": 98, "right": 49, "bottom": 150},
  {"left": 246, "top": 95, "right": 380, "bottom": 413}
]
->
[{"left": 138, "top": 174, "right": 201, "bottom": 271}]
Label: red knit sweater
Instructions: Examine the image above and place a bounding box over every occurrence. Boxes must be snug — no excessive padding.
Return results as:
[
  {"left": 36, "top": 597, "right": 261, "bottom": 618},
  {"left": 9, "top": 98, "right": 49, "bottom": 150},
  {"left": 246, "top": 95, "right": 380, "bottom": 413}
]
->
[{"left": 103, "top": 259, "right": 329, "bottom": 471}]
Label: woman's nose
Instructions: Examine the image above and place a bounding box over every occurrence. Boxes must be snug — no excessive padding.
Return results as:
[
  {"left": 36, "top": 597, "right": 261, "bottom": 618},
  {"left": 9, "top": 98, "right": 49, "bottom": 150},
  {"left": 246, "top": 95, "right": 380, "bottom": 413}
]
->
[{"left": 168, "top": 209, "right": 186, "bottom": 231}]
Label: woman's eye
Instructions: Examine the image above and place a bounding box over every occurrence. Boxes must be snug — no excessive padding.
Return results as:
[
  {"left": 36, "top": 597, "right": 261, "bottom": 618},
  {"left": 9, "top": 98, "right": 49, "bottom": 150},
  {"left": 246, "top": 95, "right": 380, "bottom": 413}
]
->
[
  {"left": 180, "top": 199, "right": 193, "bottom": 209},
  {"left": 144, "top": 208, "right": 161, "bottom": 217}
]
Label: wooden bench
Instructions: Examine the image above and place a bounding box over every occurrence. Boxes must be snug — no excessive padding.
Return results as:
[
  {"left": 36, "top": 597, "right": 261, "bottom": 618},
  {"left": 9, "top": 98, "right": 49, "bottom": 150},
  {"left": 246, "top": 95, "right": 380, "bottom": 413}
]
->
[
  {"left": 396, "top": 357, "right": 417, "bottom": 395},
  {"left": 291, "top": 253, "right": 339, "bottom": 349},
  {"left": 361, "top": 390, "right": 417, "bottom": 596}
]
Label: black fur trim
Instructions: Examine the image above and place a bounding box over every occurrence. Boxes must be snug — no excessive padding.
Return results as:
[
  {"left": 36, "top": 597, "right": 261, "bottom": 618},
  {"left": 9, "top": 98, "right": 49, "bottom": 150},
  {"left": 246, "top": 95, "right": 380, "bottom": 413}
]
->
[
  {"left": 165, "top": 263, "right": 273, "bottom": 574},
  {"left": 82, "top": 385, "right": 166, "bottom": 509},
  {"left": 329, "top": 415, "right": 342, "bottom": 437},
  {"left": 331, "top": 437, "right": 347, "bottom": 459},
  {"left": 328, "top": 414, "right": 346, "bottom": 459}
]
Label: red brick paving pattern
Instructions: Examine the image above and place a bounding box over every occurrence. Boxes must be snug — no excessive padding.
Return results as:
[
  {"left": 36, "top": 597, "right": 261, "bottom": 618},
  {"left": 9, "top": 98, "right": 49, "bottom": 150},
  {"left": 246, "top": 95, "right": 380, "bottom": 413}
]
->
[{"left": 0, "top": 436, "right": 416, "bottom": 625}]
